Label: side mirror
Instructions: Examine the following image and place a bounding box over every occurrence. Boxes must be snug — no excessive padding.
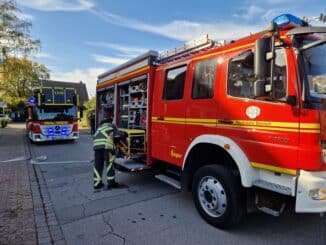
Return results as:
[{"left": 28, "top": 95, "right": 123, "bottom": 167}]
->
[
  {"left": 41, "top": 94, "right": 45, "bottom": 103},
  {"left": 34, "top": 92, "right": 40, "bottom": 106},
  {"left": 253, "top": 80, "right": 271, "bottom": 98},
  {"left": 24, "top": 108, "right": 28, "bottom": 120},
  {"left": 79, "top": 108, "right": 84, "bottom": 119},
  {"left": 254, "top": 38, "right": 271, "bottom": 79},
  {"left": 286, "top": 95, "right": 297, "bottom": 106},
  {"left": 73, "top": 95, "right": 77, "bottom": 105}
]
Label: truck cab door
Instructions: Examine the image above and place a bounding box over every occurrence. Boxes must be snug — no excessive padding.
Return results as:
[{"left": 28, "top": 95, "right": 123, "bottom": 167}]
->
[
  {"left": 151, "top": 64, "right": 188, "bottom": 166},
  {"left": 185, "top": 57, "right": 220, "bottom": 146},
  {"left": 219, "top": 48, "right": 300, "bottom": 171}
]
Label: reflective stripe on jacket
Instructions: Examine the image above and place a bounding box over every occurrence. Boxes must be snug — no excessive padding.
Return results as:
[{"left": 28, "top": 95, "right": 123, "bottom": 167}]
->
[{"left": 93, "top": 123, "right": 114, "bottom": 150}]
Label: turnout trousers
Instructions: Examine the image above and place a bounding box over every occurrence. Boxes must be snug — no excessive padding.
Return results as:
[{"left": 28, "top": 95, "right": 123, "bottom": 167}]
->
[{"left": 93, "top": 149, "right": 116, "bottom": 188}]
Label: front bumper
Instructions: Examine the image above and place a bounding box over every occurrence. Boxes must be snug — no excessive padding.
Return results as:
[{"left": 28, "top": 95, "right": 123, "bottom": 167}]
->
[
  {"left": 29, "top": 131, "right": 79, "bottom": 142},
  {"left": 296, "top": 170, "right": 326, "bottom": 213}
]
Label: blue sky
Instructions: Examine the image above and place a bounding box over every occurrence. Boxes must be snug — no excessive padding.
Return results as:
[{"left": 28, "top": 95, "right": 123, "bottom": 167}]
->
[{"left": 16, "top": 0, "right": 326, "bottom": 97}]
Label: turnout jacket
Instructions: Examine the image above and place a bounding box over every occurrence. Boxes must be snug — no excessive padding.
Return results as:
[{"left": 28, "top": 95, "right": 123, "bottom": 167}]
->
[{"left": 93, "top": 123, "right": 115, "bottom": 151}]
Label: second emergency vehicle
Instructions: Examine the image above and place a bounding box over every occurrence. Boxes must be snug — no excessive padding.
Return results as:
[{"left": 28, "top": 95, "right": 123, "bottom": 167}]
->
[{"left": 26, "top": 81, "right": 82, "bottom": 142}]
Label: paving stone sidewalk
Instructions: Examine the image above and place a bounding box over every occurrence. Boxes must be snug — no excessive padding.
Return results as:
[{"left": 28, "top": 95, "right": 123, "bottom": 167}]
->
[{"left": 0, "top": 124, "right": 37, "bottom": 244}]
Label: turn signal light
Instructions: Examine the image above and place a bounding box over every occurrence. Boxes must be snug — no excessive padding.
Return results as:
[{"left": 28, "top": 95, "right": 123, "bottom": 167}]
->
[
  {"left": 32, "top": 123, "right": 41, "bottom": 134},
  {"left": 72, "top": 122, "right": 78, "bottom": 132}
]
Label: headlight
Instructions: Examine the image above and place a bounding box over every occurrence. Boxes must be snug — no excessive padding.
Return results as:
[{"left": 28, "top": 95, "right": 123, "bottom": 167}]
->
[
  {"left": 322, "top": 149, "right": 326, "bottom": 163},
  {"left": 309, "top": 188, "right": 326, "bottom": 200},
  {"left": 321, "top": 141, "right": 326, "bottom": 163}
]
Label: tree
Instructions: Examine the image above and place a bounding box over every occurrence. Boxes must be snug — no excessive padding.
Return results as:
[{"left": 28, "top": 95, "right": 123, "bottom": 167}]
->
[
  {"left": 81, "top": 96, "right": 96, "bottom": 128},
  {"left": 1, "top": 57, "right": 49, "bottom": 105},
  {"left": 84, "top": 96, "right": 96, "bottom": 111},
  {"left": 0, "top": 1, "right": 40, "bottom": 61},
  {"left": 0, "top": 1, "right": 48, "bottom": 107}
]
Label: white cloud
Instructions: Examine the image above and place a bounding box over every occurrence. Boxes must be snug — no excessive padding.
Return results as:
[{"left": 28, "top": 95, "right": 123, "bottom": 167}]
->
[
  {"left": 92, "top": 54, "right": 129, "bottom": 65},
  {"left": 33, "top": 52, "right": 55, "bottom": 59},
  {"left": 266, "top": 0, "right": 295, "bottom": 3},
  {"left": 86, "top": 42, "right": 147, "bottom": 58},
  {"left": 91, "top": 9, "right": 262, "bottom": 41},
  {"left": 233, "top": 5, "right": 265, "bottom": 20},
  {"left": 17, "top": 0, "right": 94, "bottom": 12},
  {"left": 51, "top": 67, "right": 106, "bottom": 97},
  {"left": 15, "top": 11, "right": 35, "bottom": 21}
]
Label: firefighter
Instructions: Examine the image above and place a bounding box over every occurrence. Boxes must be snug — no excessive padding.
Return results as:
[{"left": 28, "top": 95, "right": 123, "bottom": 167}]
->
[
  {"left": 89, "top": 111, "right": 96, "bottom": 135},
  {"left": 93, "top": 117, "right": 123, "bottom": 191}
]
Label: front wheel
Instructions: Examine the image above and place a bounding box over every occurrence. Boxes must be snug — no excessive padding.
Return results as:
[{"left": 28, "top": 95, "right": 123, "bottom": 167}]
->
[
  {"left": 192, "top": 165, "right": 245, "bottom": 229},
  {"left": 1, "top": 121, "right": 8, "bottom": 128}
]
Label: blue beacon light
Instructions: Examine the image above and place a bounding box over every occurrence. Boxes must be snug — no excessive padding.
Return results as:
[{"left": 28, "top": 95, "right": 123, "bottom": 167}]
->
[
  {"left": 272, "top": 14, "right": 304, "bottom": 29},
  {"left": 28, "top": 97, "right": 36, "bottom": 104}
]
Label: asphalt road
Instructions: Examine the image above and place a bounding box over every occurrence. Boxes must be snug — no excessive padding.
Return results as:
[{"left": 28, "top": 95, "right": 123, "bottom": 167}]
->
[{"left": 28, "top": 130, "right": 326, "bottom": 245}]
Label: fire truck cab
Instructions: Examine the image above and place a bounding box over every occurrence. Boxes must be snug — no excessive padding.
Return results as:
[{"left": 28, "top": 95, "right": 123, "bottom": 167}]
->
[
  {"left": 26, "top": 85, "right": 80, "bottom": 142},
  {"left": 96, "top": 14, "right": 326, "bottom": 228}
]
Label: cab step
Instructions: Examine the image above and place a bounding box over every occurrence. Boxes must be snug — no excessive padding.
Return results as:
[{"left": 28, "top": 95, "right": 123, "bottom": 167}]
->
[
  {"left": 256, "top": 205, "right": 286, "bottom": 216},
  {"left": 115, "top": 158, "right": 150, "bottom": 172},
  {"left": 254, "top": 192, "right": 286, "bottom": 217},
  {"left": 155, "top": 174, "right": 181, "bottom": 189}
]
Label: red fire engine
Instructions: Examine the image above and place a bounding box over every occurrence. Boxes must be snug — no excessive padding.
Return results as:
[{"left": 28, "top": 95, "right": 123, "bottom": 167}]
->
[
  {"left": 96, "top": 14, "right": 326, "bottom": 228},
  {"left": 26, "top": 83, "right": 81, "bottom": 142}
]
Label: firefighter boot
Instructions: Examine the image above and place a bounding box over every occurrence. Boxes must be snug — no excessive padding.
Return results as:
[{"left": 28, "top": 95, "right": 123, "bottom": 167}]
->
[
  {"left": 93, "top": 167, "right": 104, "bottom": 190},
  {"left": 106, "top": 153, "right": 116, "bottom": 189}
]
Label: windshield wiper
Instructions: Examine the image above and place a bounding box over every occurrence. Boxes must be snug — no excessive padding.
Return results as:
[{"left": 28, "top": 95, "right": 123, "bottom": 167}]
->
[
  {"left": 54, "top": 114, "right": 72, "bottom": 120},
  {"left": 300, "top": 38, "right": 326, "bottom": 51}
]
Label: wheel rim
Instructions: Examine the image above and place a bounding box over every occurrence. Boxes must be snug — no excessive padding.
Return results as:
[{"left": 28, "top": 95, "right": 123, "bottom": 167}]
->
[{"left": 197, "top": 176, "right": 227, "bottom": 218}]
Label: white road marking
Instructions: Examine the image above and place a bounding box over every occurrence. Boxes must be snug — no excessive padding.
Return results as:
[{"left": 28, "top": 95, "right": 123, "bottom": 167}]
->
[
  {"left": 36, "top": 155, "right": 48, "bottom": 161},
  {"left": 0, "top": 156, "right": 28, "bottom": 163},
  {"left": 30, "top": 160, "right": 91, "bottom": 165}
]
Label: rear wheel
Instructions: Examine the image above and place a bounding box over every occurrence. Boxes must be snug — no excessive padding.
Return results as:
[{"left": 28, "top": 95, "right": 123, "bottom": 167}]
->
[{"left": 192, "top": 165, "right": 245, "bottom": 229}]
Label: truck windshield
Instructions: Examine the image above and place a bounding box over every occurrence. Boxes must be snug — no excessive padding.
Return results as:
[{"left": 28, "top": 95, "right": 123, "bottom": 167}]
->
[
  {"left": 299, "top": 33, "right": 326, "bottom": 99},
  {"left": 33, "top": 106, "right": 77, "bottom": 120}
]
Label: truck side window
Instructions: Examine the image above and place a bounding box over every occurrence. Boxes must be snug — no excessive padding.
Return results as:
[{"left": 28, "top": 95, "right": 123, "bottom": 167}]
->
[
  {"left": 272, "top": 49, "right": 287, "bottom": 100},
  {"left": 227, "top": 49, "right": 287, "bottom": 100},
  {"left": 227, "top": 51, "right": 255, "bottom": 98},
  {"left": 192, "top": 58, "right": 217, "bottom": 99},
  {"left": 163, "top": 65, "right": 187, "bottom": 100}
]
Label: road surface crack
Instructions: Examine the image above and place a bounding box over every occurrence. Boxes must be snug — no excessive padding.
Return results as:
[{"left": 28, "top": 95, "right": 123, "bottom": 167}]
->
[
  {"left": 102, "top": 213, "right": 126, "bottom": 245},
  {"left": 72, "top": 177, "right": 92, "bottom": 201}
]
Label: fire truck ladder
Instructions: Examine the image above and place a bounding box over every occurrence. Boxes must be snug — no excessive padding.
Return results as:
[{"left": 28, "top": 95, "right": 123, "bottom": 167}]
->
[{"left": 157, "top": 34, "right": 215, "bottom": 62}]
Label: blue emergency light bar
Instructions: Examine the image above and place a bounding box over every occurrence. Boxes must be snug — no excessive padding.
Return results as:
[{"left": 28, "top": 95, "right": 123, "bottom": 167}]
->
[
  {"left": 28, "top": 97, "right": 36, "bottom": 104},
  {"left": 272, "top": 14, "right": 304, "bottom": 30}
]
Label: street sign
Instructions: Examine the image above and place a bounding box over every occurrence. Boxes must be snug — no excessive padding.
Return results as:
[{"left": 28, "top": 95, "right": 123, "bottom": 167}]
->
[{"left": 0, "top": 101, "right": 7, "bottom": 108}]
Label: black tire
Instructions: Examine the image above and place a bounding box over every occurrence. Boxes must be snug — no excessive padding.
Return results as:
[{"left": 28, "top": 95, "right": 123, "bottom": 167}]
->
[
  {"left": 1, "top": 121, "right": 7, "bottom": 128},
  {"left": 192, "top": 165, "right": 245, "bottom": 229}
]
